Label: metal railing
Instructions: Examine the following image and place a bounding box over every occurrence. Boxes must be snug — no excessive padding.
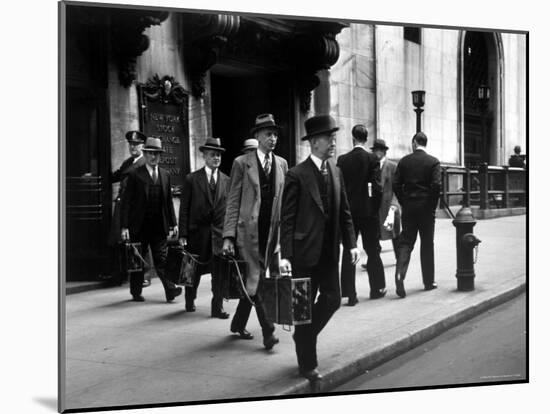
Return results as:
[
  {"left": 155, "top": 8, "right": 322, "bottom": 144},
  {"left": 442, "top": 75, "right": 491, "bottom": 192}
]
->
[{"left": 440, "top": 163, "right": 526, "bottom": 211}]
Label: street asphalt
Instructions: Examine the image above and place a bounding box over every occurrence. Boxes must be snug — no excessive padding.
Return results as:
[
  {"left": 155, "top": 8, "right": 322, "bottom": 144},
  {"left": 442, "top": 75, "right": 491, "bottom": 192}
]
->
[{"left": 62, "top": 214, "right": 526, "bottom": 411}]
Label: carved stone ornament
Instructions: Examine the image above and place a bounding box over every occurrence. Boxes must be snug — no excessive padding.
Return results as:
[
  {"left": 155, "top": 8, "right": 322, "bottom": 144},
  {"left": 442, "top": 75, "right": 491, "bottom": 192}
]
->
[
  {"left": 110, "top": 10, "right": 170, "bottom": 87},
  {"left": 140, "top": 74, "right": 188, "bottom": 104},
  {"left": 184, "top": 13, "right": 241, "bottom": 98}
]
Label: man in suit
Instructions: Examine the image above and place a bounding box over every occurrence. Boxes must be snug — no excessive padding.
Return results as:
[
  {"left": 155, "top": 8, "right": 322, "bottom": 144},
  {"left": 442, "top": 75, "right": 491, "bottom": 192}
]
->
[
  {"left": 392, "top": 132, "right": 441, "bottom": 298},
  {"left": 337, "top": 125, "right": 385, "bottom": 304},
  {"left": 222, "top": 113, "right": 288, "bottom": 350},
  {"left": 280, "top": 114, "right": 359, "bottom": 381},
  {"left": 179, "top": 137, "right": 230, "bottom": 318},
  {"left": 107, "top": 130, "right": 146, "bottom": 285},
  {"left": 508, "top": 145, "right": 526, "bottom": 168},
  {"left": 120, "top": 137, "right": 182, "bottom": 302},
  {"left": 371, "top": 139, "right": 401, "bottom": 261}
]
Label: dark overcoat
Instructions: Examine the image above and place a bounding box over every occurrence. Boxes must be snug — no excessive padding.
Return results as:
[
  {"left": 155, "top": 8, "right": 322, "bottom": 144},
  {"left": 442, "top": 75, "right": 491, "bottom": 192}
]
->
[{"left": 280, "top": 157, "right": 356, "bottom": 268}]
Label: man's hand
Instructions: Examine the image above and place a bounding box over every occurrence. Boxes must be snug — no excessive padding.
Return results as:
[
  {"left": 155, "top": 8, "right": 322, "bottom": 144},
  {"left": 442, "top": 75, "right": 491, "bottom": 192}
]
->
[
  {"left": 121, "top": 228, "right": 130, "bottom": 241},
  {"left": 168, "top": 226, "right": 178, "bottom": 239},
  {"left": 279, "top": 258, "right": 292, "bottom": 275},
  {"left": 222, "top": 238, "right": 235, "bottom": 256},
  {"left": 349, "top": 248, "right": 360, "bottom": 265},
  {"left": 179, "top": 237, "right": 187, "bottom": 247}
]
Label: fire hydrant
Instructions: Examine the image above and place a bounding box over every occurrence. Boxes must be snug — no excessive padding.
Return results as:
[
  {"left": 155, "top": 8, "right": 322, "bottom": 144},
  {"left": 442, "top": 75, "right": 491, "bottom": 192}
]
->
[{"left": 452, "top": 207, "right": 481, "bottom": 291}]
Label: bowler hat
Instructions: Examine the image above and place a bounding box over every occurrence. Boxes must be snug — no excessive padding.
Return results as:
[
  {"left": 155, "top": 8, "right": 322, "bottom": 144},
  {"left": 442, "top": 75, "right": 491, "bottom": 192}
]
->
[
  {"left": 141, "top": 137, "right": 165, "bottom": 152},
  {"left": 241, "top": 138, "right": 258, "bottom": 152},
  {"left": 125, "top": 130, "right": 146, "bottom": 144},
  {"left": 199, "top": 137, "right": 226, "bottom": 153},
  {"left": 371, "top": 139, "right": 389, "bottom": 151},
  {"left": 250, "top": 113, "right": 282, "bottom": 135},
  {"left": 301, "top": 115, "right": 339, "bottom": 141}
]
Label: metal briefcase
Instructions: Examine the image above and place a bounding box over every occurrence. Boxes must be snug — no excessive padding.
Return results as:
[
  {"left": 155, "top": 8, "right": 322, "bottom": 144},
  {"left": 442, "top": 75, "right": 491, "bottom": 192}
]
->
[
  {"left": 165, "top": 244, "right": 198, "bottom": 287},
  {"left": 263, "top": 274, "right": 312, "bottom": 326},
  {"left": 118, "top": 242, "right": 143, "bottom": 274},
  {"left": 212, "top": 254, "right": 248, "bottom": 300}
]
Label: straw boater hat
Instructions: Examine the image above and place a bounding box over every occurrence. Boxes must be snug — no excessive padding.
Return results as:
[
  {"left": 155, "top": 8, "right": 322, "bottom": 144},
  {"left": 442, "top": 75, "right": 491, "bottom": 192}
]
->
[
  {"left": 141, "top": 137, "right": 165, "bottom": 152},
  {"left": 371, "top": 139, "right": 389, "bottom": 151},
  {"left": 250, "top": 113, "right": 282, "bottom": 135},
  {"left": 125, "top": 130, "right": 146, "bottom": 144},
  {"left": 199, "top": 137, "right": 225, "bottom": 153},
  {"left": 241, "top": 138, "right": 258, "bottom": 152},
  {"left": 301, "top": 115, "right": 339, "bottom": 141}
]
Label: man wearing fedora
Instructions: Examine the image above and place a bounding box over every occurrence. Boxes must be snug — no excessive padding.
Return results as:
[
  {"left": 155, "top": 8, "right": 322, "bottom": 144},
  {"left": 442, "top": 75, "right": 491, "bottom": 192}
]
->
[
  {"left": 241, "top": 138, "right": 258, "bottom": 154},
  {"left": 107, "top": 130, "right": 147, "bottom": 285},
  {"left": 371, "top": 139, "right": 401, "bottom": 261},
  {"left": 337, "top": 125, "right": 385, "bottom": 304},
  {"left": 179, "top": 137, "right": 230, "bottom": 318},
  {"left": 392, "top": 131, "right": 441, "bottom": 298},
  {"left": 280, "top": 114, "right": 358, "bottom": 381},
  {"left": 222, "top": 113, "right": 288, "bottom": 350},
  {"left": 120, "top": 137, "right": 182, "bottom": 302}
]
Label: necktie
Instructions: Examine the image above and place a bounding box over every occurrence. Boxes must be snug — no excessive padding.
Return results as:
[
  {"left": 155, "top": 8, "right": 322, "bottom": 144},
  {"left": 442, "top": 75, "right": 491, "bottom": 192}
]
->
[
  {"left": 263, "top": 153, "right": 271, "bottom": 176},
  {"left": 152, "top": 167, "right": 158, "bottom": 183},
  {"left": 209, "top": 170, "right": 216, "bottom": 194},
  {"left": 320, "top": 160, "right": 328, "bottom": 185}
]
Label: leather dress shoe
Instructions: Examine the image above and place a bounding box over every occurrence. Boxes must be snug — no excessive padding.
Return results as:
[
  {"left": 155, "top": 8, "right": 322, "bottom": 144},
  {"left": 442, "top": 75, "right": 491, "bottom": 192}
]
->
[
  {"left": 346, "top": 296, "right": 359, "bottom": 306},
  {"left": 395, "top": 278, "right": 406, "bottom": 298},
  {"left": 263, "top": 334, "right": 279, "bottom": 350},
  {"left": 300, "top": 368, "right": 322, "bottom": 381},
  {"left": 231, "top": 328, "right": 254, "bottom": 340},
  {"left": 132, "top": 295, "right": 145, "bottom": 302},
  {"left": 166, "top": 286, "right": 183, "bottom": 303},
  {"left": 370, "top": 288, "right": 387, "bottom": 299},
  {"left": 142, "top": 279, "right": 151, "bottom": 288},
  {"left": 424, "top": 282, "right": 438, "bottom": 291},
  {"left": 211, "top": 310, "right": 230, "bottom": 319},
  {"left": 185, "top": 301, "right": 196, "bottom": 312}
]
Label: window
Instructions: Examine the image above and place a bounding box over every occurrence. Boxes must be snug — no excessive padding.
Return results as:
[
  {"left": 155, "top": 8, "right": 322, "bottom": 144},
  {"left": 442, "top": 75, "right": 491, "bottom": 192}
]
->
[{"left": 404, "top": 26, "right": 421, "bottom": 44}]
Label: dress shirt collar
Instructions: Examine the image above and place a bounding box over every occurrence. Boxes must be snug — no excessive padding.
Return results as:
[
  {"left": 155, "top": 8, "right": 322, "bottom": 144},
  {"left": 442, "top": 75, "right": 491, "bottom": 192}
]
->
[
  {"left": 353, "top": 144, "right": 368, "bottom": 152},
  {"left": 132, "top": 153, "right": 143, "bottom": 164},
  {"left": 145, "top": 164, "right": 158, "bottom": 179},
  {"left": 415, "top": 146, "right": 427, "bottom": 152},
  {"left": 257, "top": 148, "right": 272, "bottom": 163},
  {"left": 204, "top": 165, "right": 217, "bottom": 182},
  {"left": 310, "top": 154, "right": 327, "bottom": 171}
]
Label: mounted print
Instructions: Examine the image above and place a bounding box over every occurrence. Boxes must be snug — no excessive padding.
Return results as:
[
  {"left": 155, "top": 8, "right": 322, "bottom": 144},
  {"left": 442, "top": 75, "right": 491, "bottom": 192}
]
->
[{"left": 59, "top": 0, "right": 528, "bottom": 412}]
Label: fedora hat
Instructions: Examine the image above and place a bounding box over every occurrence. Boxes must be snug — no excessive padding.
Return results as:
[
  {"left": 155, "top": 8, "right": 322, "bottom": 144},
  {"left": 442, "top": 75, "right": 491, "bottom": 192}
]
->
[
  {"left": 141, "top": 137, "right": 165, "bottom": 152},
  {"left": 371, "top": 139, "right": 389, "bottom": 151},
  {"left": 250, "top": 113, "right": 282, "bottom": 135},
  {"left": 125, "top": 130, "right": 146, "bottom": 144},
  {"left": 301, "top": 114, "right": 339, "bottom": 141},
  {"left": 199, "top": 137, "right": 225, "bottom": 153},
  {"left": 241, "top": 138, "right": 258, "bottom": 152}
]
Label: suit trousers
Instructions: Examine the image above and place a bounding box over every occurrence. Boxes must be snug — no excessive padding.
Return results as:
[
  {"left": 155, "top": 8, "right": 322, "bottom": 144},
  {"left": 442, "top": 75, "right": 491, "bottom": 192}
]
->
[
  {"left": 130, "top": 224, "right": 176, "bottom": 297},
  {"left": 341, "top": 216, "right": 385, "bottom": 297},
  {"left": 395, "top": 200, "right": 436, "bottom": 285},
  {"left": 230, "top": 277, "right": 274, "bottom": 338},
  {"left": 185, "top": 271, "right": 224, "bottom": 312},
  {"left": 293, "top": 255, "right": 341, "bottom": 372}
]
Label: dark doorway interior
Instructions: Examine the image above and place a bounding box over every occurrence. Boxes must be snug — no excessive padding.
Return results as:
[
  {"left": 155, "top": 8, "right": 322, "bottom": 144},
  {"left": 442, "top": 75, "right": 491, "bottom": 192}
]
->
[
  {"left": 463, "top": 31, "right": 493, "bottom": 169},
  {"left": 210, "top": 70, "right": 295, "bottom": 175},
  {"left": 66, "top": 7, "right": 111, "bottom": 281}
]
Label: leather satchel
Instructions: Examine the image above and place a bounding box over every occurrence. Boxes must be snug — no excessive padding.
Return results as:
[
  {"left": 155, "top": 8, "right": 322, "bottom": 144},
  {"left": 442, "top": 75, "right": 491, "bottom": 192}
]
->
[
  {"left": 263, "top": 273, "right": 312, "bottom": 326},
  {"left": 118, "top": 241, "right": 144, "bottom": 274},
  {"left": 165, "top": 244, "right": 198, "bottom": 287}
]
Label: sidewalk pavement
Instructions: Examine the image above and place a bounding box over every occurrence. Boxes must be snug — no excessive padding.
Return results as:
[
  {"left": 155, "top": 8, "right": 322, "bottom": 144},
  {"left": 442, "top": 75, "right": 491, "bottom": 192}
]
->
[{"left": 63, "top": 215, "right": 526, "bottom": 411}]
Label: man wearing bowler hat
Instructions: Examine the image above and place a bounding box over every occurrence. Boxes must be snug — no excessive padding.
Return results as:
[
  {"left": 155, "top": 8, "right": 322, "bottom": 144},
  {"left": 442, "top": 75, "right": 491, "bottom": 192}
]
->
[
  {"left": 107, "top": 130, "right": 147, "bottom": 285},
  {"left": 120, "top": 137, "right": 182, "bottom": 302},
  {"left": 337, "top": 125, "right": 385, "bottom": 304},
  {"left": 280, "top": 114, "right": 358, "bottom": 382},
  {"left": 179, "top": 137, "right": 230, "bottom": 318},
  {"left": 222, "top": 113, "right": 288, "bottom": 350},
  {"left": 392, "top": 131, "right": 441, "bottom": 298}
]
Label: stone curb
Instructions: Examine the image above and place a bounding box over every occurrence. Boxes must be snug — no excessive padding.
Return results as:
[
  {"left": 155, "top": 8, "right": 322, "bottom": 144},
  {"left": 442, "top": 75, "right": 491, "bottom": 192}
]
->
[{"left": 272, "top": 282, "right": 526, "bottom": 396}]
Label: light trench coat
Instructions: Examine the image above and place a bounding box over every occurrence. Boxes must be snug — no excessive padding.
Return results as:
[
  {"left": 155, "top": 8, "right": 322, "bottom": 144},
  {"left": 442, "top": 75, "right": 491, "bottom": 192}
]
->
[{"left": 223, "top": 151, "right": 288, "bottom": 295}]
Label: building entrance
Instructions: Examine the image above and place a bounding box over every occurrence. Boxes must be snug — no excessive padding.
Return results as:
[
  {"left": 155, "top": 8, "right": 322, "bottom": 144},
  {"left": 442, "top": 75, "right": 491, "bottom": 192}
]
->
[{"left": 210, "top": 70, "right": 296, "bottom": 174}]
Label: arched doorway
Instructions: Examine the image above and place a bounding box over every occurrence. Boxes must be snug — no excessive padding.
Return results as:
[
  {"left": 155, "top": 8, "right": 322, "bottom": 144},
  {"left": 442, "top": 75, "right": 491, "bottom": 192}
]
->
[{"left": 461, "top": 31, "right": 503, "bottom": 168}]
